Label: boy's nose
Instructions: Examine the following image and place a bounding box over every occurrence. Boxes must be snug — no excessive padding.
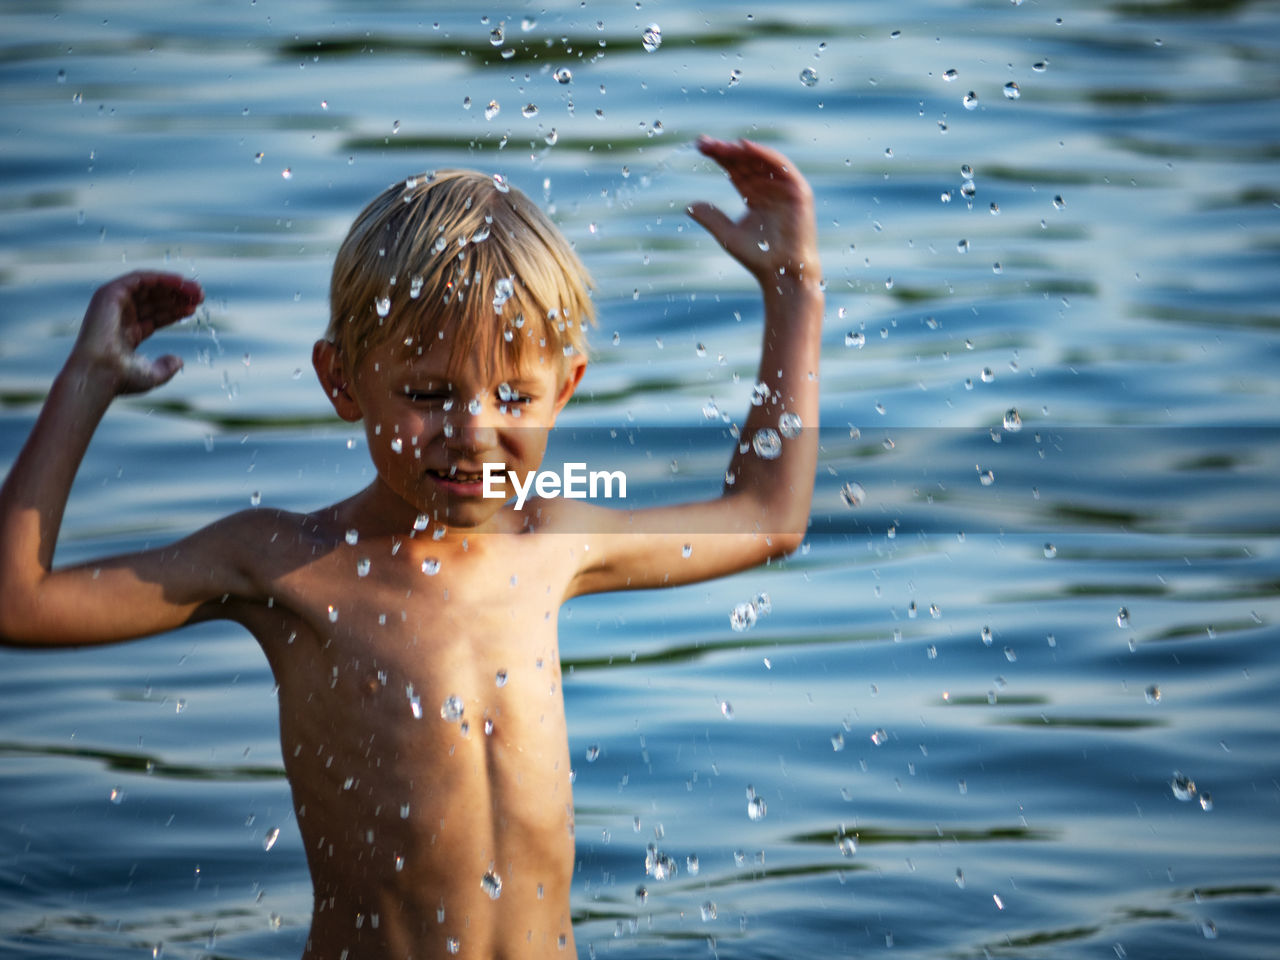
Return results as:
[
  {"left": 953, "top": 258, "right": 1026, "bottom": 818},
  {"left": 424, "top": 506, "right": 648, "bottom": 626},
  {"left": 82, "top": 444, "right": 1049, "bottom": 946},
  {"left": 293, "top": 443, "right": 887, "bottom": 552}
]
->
[{"left": 445, "top": 402, "right": 500, "bottom": 454}]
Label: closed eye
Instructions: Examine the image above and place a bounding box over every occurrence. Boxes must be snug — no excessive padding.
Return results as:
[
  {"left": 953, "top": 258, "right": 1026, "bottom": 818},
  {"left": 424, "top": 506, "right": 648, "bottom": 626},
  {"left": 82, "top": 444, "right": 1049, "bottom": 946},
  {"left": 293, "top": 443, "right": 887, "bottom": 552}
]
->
[{"left": 404, "top": 389, "right": 452, "bottom": 405}]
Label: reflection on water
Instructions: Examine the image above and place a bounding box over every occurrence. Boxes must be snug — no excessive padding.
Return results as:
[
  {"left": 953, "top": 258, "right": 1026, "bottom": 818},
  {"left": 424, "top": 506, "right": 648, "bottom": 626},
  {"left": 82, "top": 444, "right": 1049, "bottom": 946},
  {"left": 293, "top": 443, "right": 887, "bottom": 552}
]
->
[{"left": 2, "top": 0, "right": 1279, "bottom": 957}]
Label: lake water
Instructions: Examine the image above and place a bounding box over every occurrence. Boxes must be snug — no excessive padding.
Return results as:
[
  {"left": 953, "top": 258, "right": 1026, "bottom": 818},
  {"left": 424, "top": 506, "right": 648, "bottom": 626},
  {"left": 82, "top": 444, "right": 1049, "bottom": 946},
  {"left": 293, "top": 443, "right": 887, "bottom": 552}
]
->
[{"left": 2, "top": 1, "right": 1279, "bottom": 957}]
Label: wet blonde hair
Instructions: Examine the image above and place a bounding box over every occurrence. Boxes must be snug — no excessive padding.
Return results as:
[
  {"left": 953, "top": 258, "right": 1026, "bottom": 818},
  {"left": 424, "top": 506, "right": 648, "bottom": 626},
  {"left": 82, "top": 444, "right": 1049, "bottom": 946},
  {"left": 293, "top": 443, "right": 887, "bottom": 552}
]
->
[{"left": 327, "top": 170, "right": 594, "bottom": 380}]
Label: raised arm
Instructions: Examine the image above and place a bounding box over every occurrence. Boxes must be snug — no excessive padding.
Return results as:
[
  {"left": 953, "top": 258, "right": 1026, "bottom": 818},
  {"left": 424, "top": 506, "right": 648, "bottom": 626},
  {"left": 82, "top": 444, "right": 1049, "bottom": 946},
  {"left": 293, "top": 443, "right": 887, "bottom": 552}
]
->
[
  {"left": 567, "top": 136, "right": 823, "bottom": 596},
  {"left": 0, "top": 272, "right": 250, "bottom": 647}
]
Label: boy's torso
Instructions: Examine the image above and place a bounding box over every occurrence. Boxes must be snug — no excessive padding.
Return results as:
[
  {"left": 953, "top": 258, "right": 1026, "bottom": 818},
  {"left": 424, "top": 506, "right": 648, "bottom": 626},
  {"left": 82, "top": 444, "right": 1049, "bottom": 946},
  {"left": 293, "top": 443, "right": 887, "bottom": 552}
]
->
[{"left": 223, "top": 503, "right": 584, "bottom": 958}]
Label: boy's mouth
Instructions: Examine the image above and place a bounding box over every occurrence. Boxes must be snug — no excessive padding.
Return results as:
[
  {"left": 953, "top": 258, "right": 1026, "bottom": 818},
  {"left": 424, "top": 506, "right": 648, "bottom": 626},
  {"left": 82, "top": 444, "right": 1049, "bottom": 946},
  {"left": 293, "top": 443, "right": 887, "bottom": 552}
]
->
[{"left": 429, "top": 467, "right": 485, "bottom": 484}]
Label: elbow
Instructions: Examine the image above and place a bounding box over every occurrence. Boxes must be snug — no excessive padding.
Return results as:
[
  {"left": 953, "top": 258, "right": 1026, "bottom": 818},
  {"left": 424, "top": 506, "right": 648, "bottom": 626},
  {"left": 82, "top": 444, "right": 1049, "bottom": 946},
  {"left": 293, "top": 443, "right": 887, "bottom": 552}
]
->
[
  {"left": 766, "top": 527, "right": 806, "bottom": 559},
  {"left": 0, "top": 580, "right": 48, "bottom": 648}
]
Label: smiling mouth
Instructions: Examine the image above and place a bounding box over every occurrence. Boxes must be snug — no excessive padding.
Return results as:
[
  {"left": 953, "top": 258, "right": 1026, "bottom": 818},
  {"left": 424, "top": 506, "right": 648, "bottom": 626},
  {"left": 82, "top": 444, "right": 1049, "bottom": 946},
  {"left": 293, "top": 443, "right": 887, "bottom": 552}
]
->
[{"left": 428, "top": 467, "right": 490, "bottom": 485}]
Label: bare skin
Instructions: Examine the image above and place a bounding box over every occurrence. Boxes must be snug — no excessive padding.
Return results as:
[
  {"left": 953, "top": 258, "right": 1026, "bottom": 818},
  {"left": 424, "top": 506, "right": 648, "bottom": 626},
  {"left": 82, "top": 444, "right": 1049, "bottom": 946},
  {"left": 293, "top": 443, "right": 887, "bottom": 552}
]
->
[{"left": 0, "top": 137, "right": 822, "bottom": 958}]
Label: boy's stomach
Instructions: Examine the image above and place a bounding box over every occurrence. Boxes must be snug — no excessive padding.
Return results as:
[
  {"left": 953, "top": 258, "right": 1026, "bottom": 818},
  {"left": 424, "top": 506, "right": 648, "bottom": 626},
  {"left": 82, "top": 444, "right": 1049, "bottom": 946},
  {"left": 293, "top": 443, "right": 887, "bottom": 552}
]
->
[{"left": 275, "top": 636, "right": 577, "bottom": 958}]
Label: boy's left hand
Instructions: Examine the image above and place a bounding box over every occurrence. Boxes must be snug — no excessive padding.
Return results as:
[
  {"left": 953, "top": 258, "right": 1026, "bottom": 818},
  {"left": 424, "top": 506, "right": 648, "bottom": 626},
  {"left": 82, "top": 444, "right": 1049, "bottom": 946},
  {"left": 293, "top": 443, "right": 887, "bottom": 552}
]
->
[{"left": 687, "top": 136, "right": 820, "bottom": 289}]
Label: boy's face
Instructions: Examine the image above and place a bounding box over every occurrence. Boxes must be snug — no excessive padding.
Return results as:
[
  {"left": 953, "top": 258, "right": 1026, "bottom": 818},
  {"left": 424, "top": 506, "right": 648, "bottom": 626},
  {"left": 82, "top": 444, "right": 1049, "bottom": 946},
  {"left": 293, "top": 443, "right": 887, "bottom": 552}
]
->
[{"left": 324, "top": 335, "right": 585, "bottom": 529}]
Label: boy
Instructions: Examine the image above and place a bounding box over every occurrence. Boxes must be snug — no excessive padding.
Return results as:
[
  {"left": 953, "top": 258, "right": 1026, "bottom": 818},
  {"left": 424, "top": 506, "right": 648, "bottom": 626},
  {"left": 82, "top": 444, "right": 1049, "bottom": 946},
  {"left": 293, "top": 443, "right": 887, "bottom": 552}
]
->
[{"left": 0, "top": 136, "right": 821, "bottom": 958}]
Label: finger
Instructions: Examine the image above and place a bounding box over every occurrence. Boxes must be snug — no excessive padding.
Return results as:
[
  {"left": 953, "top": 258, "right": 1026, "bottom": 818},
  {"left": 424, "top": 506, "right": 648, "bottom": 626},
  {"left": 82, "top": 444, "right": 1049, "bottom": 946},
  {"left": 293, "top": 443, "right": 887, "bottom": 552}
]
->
[
  {"left": 119, "top": 354, "right": 184, "bottom": 395},
  {"left": 150, "top": 353, "right": 184, "bottom": 386},
  {"left": 686, "top": 201, "right": 739, "bottom": 248},
  {"left": 131, "top": 279, "right": 205, "bottom": 340}
]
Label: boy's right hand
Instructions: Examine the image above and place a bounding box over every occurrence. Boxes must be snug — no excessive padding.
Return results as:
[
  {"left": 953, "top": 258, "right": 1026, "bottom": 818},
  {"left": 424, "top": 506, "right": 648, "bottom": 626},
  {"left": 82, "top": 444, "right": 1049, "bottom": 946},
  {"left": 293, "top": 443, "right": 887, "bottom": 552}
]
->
[{"left": 71, "top": 271, "right": 204, "bottom": 395}]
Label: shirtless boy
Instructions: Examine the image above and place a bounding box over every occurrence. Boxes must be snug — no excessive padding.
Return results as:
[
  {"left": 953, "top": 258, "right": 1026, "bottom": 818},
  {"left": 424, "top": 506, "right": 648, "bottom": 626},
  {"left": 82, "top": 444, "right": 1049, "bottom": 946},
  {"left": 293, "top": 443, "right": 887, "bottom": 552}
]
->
[{"left": 0, "top": 136, "right": 822, "bottom": 958}]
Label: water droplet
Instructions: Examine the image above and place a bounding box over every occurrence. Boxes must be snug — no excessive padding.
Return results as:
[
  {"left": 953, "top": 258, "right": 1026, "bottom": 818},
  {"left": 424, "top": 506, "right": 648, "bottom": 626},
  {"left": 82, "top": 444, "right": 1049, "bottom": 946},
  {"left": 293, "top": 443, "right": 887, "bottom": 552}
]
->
[
  {"left": 440, "top": 695, "right": 464, "bottom": 722},
  {"left": 489, "top": 26, "right": 504, "bottom": 47},
  {"left": 1043, "top": 543, "right": 1057, "bottom": 559},
  {"left": 1053, "top": 194, "right": 1066, "bottom": 210},
  {"left": 492, "top": 173, "right": 510, "bottom": 193},
  {"left": 356, "top": 558, "right": 371, "bottom": 577},
  {"left": 963, "top": 91, "right": 978, "bottom": 109},
  {"left": 554, "top": 66, "right": 573, "bottom": 84},
  {"left": 345, "top": 528, "right": 359, "bottom": 545},
  {"left": 1003, "top": 408, "right": 1022, "bottom": 432},
  {"left": 700, "top": 901, "right": 717, "bottom": 921},
  {"left": 1171, "top": 771, "right": 1196, "bottom": 801},
  {"left": 327, "top": 605, "right": 339, "bottom": 623},
  {"left": 957, "top": 238, "right": 970, "bottom": 254},
  {"left": 585, "top": 743, "right": 600, "bottom": 762},
  {"left": 870, "top": 728, "right": 888, "bottom": 746},
  {"left": 484, "top": 100, "right": 500, "bottom": 121},
  {"left": 481, "top": 869, "right": 502, "bottom": 899},
  {"left": 799, "top": 67, "right": 819, "bottom": 87},
  {"left": 109, "top": 786, "right": 125, "bottom": 804},
  {"left": 840, "top": 481, "right": 866, "bottom": 507},
  {"left": 1116, "top": 607, "right": 1131, "bottom": 628},
  {"left": 981, "top": 626, "right": 994, "bottom": 646},
  {"left": 779, "top": 412, "right": 803, "bottom": 439},
  {"left": 980, "top": 367, "right": 994, "bottom": 383},
  {"left": 521, "top": 103, "right": 538, "bottom": 118},
  {"left": 729, "top": 602, "right": 758, "bottom": 632},
  {"left": 375, "top": 295, "right": 391, "bottom": 317},
  {"left": 407, "top": 685, "right": 422, "bottom": 719},
  {"left": 1144, "top": 684, "right": 1161, "bottom": 704},
  {"left": 250, "top": 491, "right": 261, "bottom": 506},
  {"left": 446, "top": 937, "right": 459, "bottom": 955},
  {"left": 729, "top": 68, "right": 742, "bottom": 86},
  {"left": 422, "top": 557, "right": 441, "bottom": 576},
  {"left": 390, "top": 437, "right": 403, "bottom": 453},
  {"left": 263, "top": 827, "right": 280, "bottom": 851},
  {"left": 641, "top": 23, "right": 662, "bottom": 52},
  {"left": 831, "top": 731, "right": 845, "bottom": 751},
  {"left": 747, "top": 795, "right": 767, "bottom": 820},
  {"left": 495, "top": 669, "right": 509, "bottom": 687},
  {"left": 413, "top": 513, "right": 430, "bottom": 531},
  {"left": 943, "top": 68, "right": 959, "bottom": 82},
  {"left": 977, "top": 468, "right": 995, "bottom": 486},
  {"left": 1003, "top": 81, "right": 1021, "bottom": 100},
  {"left": 281, "top": 167, "right": 293, "bottom": 180},
  {"left": 493, "top": 276, "right": 515, "bottom": 312},
  {"left": 845, "top": 330, "right": 865, "bottom": 348},
  {"left": 681, "top": 543, "right": 693, "bottom": 559},
  {"left": 719, "top": 699, "right": 734, "bottom": 720},
  {"left": 752, "top": 428, "right": 782, "bottom": 460}
]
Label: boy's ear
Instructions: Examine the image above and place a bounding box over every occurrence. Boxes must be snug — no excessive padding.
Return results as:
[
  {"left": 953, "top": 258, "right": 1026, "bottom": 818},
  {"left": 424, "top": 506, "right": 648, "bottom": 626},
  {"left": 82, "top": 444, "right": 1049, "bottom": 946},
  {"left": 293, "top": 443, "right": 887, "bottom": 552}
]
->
[
  {"left": 552, "top": 355, "right": 588, "bottom": 416},
  {"left": 312, "top": 340, "right": 363, "bottom": 422}
]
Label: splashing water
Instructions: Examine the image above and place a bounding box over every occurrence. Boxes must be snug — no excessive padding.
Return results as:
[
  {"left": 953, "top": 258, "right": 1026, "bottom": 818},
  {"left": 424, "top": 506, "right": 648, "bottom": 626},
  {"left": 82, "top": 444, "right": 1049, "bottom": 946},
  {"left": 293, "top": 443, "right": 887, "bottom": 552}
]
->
[
  {"left": 840, "top": 481, "right": 866, "bottom": 507},
  {"left": 752, "top": 428, "right": 782, "bottom": 460},
  {"left": 440, "top": 695, "right": 464, "bottom": 723},
  {"left": 481, "top": 869, "right": 502, "bottom": 899},
  {"left": 493, "top": 276, "right": 515, "bottom": 313},
  {"left": 729, "top": 602, "right": 758, "bottom": 633}
]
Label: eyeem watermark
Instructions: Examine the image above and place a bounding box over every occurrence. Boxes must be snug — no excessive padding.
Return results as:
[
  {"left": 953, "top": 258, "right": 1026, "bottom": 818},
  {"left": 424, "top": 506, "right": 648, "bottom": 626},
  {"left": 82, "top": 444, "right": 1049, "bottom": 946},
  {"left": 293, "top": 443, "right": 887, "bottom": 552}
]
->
[{"left": 483, "top": 462, "right": 627, "bottom": 510}]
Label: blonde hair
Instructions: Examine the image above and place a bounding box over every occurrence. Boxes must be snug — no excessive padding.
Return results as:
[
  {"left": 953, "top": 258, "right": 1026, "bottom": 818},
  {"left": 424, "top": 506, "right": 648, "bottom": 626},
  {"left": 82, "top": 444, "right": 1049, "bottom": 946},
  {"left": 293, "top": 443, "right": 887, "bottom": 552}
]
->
[{"left": 327, "top": 170, "right": 594, "bottom": 380}]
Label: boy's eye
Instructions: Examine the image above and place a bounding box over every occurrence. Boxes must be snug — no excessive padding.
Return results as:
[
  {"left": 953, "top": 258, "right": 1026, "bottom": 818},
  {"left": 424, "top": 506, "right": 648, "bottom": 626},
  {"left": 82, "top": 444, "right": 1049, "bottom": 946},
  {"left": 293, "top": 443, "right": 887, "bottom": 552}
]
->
[{"left": 405, "top": 389, "right": 451, "bottom": 405}]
